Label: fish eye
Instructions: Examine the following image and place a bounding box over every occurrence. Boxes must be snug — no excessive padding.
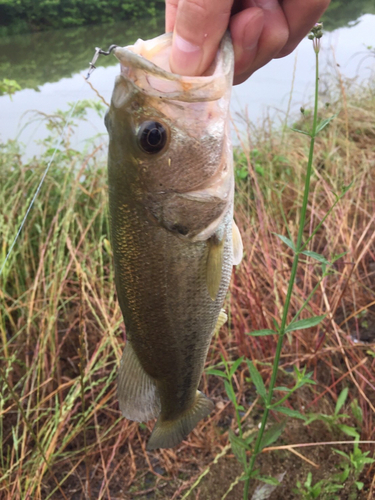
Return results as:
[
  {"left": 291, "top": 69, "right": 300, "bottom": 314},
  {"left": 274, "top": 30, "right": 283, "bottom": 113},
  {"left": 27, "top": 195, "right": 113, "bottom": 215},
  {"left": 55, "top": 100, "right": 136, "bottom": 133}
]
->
[{"left": 137, "top": 121, "right": 168, "bottom": 154}]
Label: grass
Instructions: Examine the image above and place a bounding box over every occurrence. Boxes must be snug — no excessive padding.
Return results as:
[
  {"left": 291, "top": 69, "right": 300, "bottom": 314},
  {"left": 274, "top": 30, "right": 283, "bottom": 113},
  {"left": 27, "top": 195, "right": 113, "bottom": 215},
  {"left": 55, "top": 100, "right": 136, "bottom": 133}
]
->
[{"left": 0, "top": 74, "right": 375, "bottom": 498}]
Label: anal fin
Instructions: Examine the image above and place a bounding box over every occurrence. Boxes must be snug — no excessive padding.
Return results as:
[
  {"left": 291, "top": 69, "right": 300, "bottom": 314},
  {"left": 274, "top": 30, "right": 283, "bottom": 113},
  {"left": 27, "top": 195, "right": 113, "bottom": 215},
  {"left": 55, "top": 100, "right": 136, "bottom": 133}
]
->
[
  {"left": 214, "top": 309, "right": 228, "bottom": 335},
  {"left": 118, "top": 341, "right": 161, "bottom": 422},
  {"left": 146, "top": 391, "right": 214, "bottom": 450}
]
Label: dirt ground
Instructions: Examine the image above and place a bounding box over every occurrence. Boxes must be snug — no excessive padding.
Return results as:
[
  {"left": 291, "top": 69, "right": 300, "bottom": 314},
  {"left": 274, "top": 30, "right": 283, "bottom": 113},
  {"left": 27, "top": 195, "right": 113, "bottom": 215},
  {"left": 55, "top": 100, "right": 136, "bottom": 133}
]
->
[{"left": 109, "top": 419, "right": 373, "bottom": 500}]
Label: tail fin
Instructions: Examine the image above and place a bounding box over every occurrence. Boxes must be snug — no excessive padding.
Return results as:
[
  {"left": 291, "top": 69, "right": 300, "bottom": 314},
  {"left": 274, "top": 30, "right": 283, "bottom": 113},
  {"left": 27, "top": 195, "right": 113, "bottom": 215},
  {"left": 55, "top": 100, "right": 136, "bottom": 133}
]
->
[
  {"left": 118, "top": 341, "right": 161, "bottom": 422},
  {"left": 146, "top": 391, "right": 214, "bottom": 450}
]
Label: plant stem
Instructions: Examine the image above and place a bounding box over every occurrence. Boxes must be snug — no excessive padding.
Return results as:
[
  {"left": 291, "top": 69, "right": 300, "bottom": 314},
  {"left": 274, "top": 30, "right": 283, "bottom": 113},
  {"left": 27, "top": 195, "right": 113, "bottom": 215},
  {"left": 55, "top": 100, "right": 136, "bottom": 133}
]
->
[{"left": 243, "top": 49, "right": 320, "bottom": 500}]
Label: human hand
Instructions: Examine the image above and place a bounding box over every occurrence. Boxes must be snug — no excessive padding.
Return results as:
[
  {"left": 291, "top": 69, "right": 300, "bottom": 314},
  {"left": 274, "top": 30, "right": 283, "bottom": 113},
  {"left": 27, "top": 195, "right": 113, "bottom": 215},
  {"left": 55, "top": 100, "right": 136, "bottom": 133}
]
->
[{"left": 166, "top": 0, "right": 330, "bottom": 84}]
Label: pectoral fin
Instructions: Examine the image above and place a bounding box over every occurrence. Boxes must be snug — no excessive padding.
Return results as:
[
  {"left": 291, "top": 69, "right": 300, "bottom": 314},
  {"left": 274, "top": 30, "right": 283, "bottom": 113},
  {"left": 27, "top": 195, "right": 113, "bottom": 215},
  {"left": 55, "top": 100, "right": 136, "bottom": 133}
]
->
[
  {"left": 118, "top": 341, "right": 161, "bottom": 422},
  {"left": 206, "top": 236, "right": 224, "bottom": 301},
  {"left": 232, "top": 220, "right": 243, "bottom": 266}
]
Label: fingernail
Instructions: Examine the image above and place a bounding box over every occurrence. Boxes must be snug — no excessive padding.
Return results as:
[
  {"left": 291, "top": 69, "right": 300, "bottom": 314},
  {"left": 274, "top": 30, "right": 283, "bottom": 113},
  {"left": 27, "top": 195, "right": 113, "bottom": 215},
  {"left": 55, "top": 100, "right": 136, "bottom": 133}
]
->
[{"left": 170, "top": 33, "right": 202, "bottom": 76}]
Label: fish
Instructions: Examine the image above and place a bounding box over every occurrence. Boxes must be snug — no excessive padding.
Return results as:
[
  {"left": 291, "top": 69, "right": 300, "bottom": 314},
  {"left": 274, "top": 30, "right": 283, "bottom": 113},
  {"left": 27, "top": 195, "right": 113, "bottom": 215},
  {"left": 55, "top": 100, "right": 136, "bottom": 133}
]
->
[{"left": 104, "top": 32, "right": 243, "bottom": 450}]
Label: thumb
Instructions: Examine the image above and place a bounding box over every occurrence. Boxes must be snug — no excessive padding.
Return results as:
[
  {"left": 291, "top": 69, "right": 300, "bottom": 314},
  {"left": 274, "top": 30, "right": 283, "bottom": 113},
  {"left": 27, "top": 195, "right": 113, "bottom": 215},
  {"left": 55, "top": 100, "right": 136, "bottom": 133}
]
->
[{"left": 169, "top": 0, "right": 233, "bottom": 76}]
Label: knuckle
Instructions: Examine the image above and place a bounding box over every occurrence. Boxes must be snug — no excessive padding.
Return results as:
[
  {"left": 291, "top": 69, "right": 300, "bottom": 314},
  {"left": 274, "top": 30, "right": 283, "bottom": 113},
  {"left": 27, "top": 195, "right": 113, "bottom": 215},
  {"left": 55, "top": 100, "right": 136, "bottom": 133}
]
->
[{"left": 180, "top": 0, "right": 207, "bottom": 18}]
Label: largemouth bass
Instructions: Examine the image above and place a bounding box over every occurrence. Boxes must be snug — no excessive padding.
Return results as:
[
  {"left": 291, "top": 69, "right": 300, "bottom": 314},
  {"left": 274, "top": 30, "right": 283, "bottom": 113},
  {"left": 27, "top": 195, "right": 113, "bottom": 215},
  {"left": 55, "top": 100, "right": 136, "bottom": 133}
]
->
[{"left": 105, "top": 32, "right": 243, "bottom": 450}]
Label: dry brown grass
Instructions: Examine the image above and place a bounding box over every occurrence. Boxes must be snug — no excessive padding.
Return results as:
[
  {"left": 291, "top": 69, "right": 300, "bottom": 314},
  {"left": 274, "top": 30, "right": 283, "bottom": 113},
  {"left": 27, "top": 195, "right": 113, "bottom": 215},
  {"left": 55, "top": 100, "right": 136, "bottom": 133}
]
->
[{"left": 0, "top": 82, "right": 374, "bottom": 499}]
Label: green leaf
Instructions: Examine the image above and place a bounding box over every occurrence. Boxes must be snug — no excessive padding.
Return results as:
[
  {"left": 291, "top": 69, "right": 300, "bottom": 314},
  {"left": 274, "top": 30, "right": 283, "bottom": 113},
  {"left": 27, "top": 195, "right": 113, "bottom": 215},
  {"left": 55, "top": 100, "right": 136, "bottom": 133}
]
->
[
  {"left": 246, "top": 329, "right": 276, "bottom": 337},
  {"left": 290, "top": 127, "right": 311, "bottom": 137},
  {"left": 350, "top": 399, "right": 363, "bottom": 425},
  {"left": 301, "top": 250, "right": 330, "bottom": 265},
  {"left": 299, "top": 377, "right": 317, "bottom": 387},
  {"left": 240, "top": 469, "right": 260, "bottom": 480},
  {"left": 274, "top": 233, "right": 296, "bottom": 251},
  {"left": 337, "top": 424, "right": 360, "bottom": 439},
  {"left": 246, "top": 360, "right": 267, "bottom": 401},
  {"left": 338, "top": 466, "right": 350, "bottom": 482},
  {"left": 355, "top": 481, "right": 364, "bottom": 491},
  {"left": 285, "top": 315, "right": 325, "bottom": 333},
  {"left": 245, "top": 432, "right": 256, "bottom": 445},
  {"left": 229, "top": 356, "right": 244, "bottom": 378},
  {"left": 274, "top": 407, "right": 307, "bottom": 420},
  {"left": 255, "top": 164, "right": 265, "bottom": 176},
  {"left": 341, "top": 181, "right": 354, "bottom": 195},
  {"left": 274, "top": 386, "right": 291, "bottom": 392},
  {"left": 332, "top": 251, "right": 347, "bottom": 263},
  {"left": 335, "top": 387, "right": 348, "bottom": 415},
  {"left": 206, "top": 368, "right": 227, "bottom": 378},
  {"left": 228, "top": 429, "right": 248, "bottom": 466},
  {"left": 304, "top": 472, "right": 313, "bottom": 488},
  {"left": 315, "top": 113, "right": 338, "bottom": 134},
  {"left": 260, "top": 421, "right": 286, "bottom": 449},
  {"left": 224, "top": 380, "right": 237, "bottom": 406},
  {"left": 332, "top": 448, "right": 350, "bottom": 460}
]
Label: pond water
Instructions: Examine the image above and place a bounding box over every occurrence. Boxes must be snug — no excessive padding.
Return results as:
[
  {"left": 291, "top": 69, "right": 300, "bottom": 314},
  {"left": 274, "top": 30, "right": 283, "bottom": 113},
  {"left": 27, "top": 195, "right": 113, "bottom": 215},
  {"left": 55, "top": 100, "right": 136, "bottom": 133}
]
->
[{"left": 1, "top": 10, "right": 375, "bottom": 157}]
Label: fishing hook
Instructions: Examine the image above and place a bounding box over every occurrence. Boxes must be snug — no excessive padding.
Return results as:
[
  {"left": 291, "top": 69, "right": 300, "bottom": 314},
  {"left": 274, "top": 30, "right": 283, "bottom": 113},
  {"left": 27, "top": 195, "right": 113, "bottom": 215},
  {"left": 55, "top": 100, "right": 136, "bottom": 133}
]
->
[{"left": 86, "top": 44, "right": 118, "bottom": 80}]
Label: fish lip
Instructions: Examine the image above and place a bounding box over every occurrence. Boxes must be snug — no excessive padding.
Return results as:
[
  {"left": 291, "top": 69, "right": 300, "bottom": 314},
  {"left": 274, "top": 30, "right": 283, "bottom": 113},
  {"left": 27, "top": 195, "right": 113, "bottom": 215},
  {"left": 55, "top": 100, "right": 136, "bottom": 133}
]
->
[{"left": 112, "top": 32, "right": 233, "bottom": 102}]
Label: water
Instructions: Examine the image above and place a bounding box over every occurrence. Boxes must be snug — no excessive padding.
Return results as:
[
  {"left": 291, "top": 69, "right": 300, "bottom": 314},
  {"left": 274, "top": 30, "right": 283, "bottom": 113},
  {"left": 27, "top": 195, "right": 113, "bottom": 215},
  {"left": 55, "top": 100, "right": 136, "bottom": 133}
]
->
[{"left": 1, "top": 11, "right": 374, "bottom": 157}]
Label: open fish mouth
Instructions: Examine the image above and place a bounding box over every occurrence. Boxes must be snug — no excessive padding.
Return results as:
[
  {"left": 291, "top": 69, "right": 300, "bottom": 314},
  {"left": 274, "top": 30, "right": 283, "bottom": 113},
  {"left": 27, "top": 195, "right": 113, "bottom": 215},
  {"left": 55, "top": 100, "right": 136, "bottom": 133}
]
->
[{"left": 112, "top": 32, "right": 233, "bottom": 102}]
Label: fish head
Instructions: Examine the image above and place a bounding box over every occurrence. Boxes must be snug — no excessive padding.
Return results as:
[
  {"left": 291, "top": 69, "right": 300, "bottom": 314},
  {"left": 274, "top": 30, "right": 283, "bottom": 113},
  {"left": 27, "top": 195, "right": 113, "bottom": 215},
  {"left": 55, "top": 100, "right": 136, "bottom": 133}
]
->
[{"left": 105, "top": 33, "right": 234, "bottom": 239}]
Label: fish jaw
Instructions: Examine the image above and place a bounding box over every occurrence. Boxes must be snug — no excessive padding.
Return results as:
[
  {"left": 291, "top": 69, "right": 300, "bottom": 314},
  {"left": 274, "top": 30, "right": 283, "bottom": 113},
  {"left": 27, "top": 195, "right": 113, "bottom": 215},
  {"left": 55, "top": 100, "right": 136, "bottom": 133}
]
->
[{"left": 113, "top": 32, "right": 233, "bottom": 102}]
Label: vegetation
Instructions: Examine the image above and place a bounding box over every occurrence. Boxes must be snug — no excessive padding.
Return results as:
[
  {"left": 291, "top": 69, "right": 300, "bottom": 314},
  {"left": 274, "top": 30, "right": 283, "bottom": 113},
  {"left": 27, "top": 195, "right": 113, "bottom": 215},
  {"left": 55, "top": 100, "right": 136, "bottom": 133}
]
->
[
  {"left": 0, "top": 17, "right": 164, "bottom": 90},
  {"left": 0, "top": 0, "right": 374, "bottom": 35},
  {"left": 1, "top": 1, "right": 374, "bottom": 92},
  {"left": 0, "top": 78, "right": 20, "bottom": 97},
  {"left": 322, "top": 0, "right": 375, "bottom": 31},
  {"left": 1, "top": 41, "right": 375, "bottom": 500},
  {"left": 0, "top": 0, "right": 164, "bottom": 33}
]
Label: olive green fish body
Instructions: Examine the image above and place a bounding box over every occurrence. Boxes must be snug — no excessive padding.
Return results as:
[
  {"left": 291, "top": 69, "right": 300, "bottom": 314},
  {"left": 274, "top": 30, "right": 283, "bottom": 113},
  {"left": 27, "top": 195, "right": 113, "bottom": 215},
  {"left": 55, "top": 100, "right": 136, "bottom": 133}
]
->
[
  {"left": 106, "top": 33, "right": 242, "bottom": 449},
  {"left": 110, "top": 189, "right": 233, "bottom": 412}
]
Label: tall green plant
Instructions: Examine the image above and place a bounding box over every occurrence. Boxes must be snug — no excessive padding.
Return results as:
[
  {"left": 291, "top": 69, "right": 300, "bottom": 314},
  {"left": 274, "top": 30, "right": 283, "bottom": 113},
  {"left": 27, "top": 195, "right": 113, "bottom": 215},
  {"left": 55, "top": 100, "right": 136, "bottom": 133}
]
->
[
  {"left": 222, "top": 24, "right": 346, "bottom": 499},
  {"left": 243, "top": 23, "right": 336, "bottom": 498}
]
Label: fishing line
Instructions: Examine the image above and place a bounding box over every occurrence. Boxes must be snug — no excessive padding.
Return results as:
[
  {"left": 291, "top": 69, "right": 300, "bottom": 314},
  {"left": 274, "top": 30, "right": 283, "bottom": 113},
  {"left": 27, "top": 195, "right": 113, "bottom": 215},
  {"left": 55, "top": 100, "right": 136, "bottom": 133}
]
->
[
  {"left": 0, "top": 77, "right": 90, "bottom": 278},
  {"left": 0, "top": 46, "right": 116, "bottom": 278}
]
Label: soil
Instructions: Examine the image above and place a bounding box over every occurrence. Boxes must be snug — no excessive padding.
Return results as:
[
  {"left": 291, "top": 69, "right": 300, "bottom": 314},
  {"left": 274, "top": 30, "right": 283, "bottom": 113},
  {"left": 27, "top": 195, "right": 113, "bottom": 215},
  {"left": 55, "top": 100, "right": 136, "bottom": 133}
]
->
[
  {"left": 119, "top": 420, "right": 373, "bottom": 500},
  {"left": 196, "top": 420, "right": 368, "bottom": 500}
]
